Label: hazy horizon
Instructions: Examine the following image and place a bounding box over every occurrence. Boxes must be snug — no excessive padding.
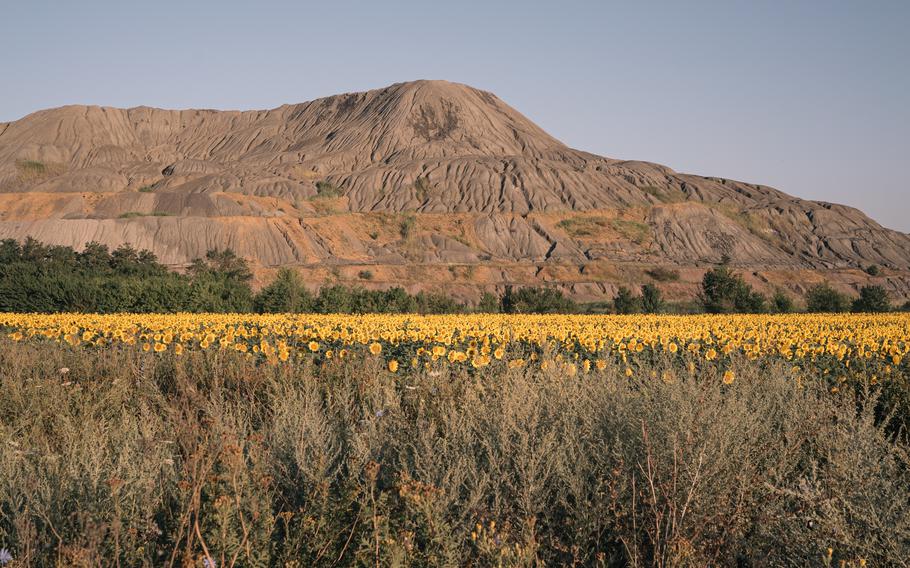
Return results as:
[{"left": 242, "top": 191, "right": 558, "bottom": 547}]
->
[{"left": 2, "top": 0, "right": 907, "bottom": 232}]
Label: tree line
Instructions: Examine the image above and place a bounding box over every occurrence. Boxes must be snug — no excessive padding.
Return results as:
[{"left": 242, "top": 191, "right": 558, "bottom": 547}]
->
[
  {"left": 0, "top": 239, "right": 906, "bottom": 314},
  {"left": 611, "top": 262, "right": 906, "bottom": 315}
]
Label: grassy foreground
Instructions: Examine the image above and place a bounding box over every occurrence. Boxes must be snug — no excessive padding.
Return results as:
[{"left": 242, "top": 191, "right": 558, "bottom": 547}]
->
[{"left": 0, "top": 341, "right": 909, "bottom": 567}]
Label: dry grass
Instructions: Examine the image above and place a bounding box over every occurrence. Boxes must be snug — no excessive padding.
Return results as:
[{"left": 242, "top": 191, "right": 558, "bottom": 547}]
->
[
  {"left": 14, "top": 160, "right": 66, "bottom": 183},
  {"left": 0, "top": 341, "right": 908, "bottom": 566}
]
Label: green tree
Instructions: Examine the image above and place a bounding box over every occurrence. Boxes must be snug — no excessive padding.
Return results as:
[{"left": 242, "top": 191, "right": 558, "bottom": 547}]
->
[
  {"left": 771, "top": 289, "right": 795, "bottom": 314},
  {"left": 477, "top": 292, "right": 500, "bottom": 313},
  {"left": 414, "top": 291, "right": 464, "bottom": 314},
  {"left": 700, "top": 266, "right": 767, "bottom": 313},
  {"left": 190, "top": 249, "right": 253, "bottom": 282},
  {"left": 805, "top": 283, "right": 851, "bottom": 313},
  {"left": 501, "top": 286, "right": 577, "bottom": 314},
  {"left": 78, "top": 241, "right": 112, "bottom": 273},
  {"left": 255, "top": 269, "right": 314, "bottom": 313},
  {"left": 613, "top": 286, "right": 640, "bottom": 314},
  {"left": 852, "top": 285, "right": 891, "bottom": 313},
  {"left": 640, "top": 284, "right": 664, "bottom": 314}
]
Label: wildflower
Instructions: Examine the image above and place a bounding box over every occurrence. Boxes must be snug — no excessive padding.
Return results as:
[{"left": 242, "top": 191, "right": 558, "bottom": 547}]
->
[
  {"left": 308, "top": 341, "right": 319, "bottom": 352},
  {"left": 668, "top": 342, "right": 678, "bottom": 353},
  {"left": 722, "top": 370, "right": 735, "bottom": 384},
  {"left": 388, "top": 359, "right": 399, "bottom": 373},
  {"left": 203, "top": 558, "right": 217, "bottom": 568},
  {"left": 59, "top": 367, "right": 70, "bottom": 374},
  {"left": 174, "top": 343, "right": 184, "bottom": 356},
  {"left": 154, "top": 343, "right": 166, "bottom": 353},
  {"left": 705, "top": 348, "right": 718, "bottom": 361},
  {"left": 625, "top": 367, "right": 633, "bottom": 377},
  {"left": 369, "top": 342, "right": 382, "bottom": 355},
  {"left": 0, "top": 548, "right": 11, "bottom": 566}
]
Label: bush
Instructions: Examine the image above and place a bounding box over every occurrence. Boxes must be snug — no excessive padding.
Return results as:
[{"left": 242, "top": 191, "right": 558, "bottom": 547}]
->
[
  {"left": 852, "top": 285, "right": 891, "bottom": 313},
  {"left": 501, "top": 286, "right": 577, "bottom": 314},
  {"left": 640, "top": 283, "right": 664, "bottom": 314},
  {"left": 865, "top": 264, "right": 881, "bottom": 276},
  {"left": 413, "top": 291, "right": 464, "bottom": 314},
  {"left": 613, "top": 286, "right": 640, "bottom": 314},
  {"left": 645, "top": 267, "right": 680, "bottom": 282},
  {"left": 399, "top": 215, "right": 417, "bottom": 239},
  {"left": 805, "top": 283, "right": 852, "bottom": 313},
  {"left": 0, "top": 238, "right": 235, "bottom": 313},
  {"left": 771, "top": 289, "right": 795, "bottom": 314},
  {"left": 255, "top": 268, "right": 314, "bottom": 313},
  {"left": 1, "top": 343, "right": 908, "bottom": 565},
  {"left": 313, "top": 180, "right": 341, "bottom": 198},
  {"left": 358, "top": 270, "right": 374, "bottom": 281},
  {"left": 476, "top": 292, "right": 500, "bottom": 313},
  {"left": 700, "top": 265, "right": 767, "bottom": 313}
]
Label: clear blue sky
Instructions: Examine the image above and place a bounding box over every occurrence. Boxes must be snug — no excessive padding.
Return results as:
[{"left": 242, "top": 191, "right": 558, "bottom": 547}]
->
[{"left": 2, "top": 0, "right": 907, "bottom": 231}]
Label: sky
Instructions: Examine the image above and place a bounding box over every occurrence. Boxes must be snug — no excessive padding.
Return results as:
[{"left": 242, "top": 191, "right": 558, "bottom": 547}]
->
[{"left": 1, "top": 0, "right": 908, "bottom": 231}]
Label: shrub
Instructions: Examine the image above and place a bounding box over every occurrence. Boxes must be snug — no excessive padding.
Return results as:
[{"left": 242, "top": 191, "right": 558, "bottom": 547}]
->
[
  {"left": 772, "top": 289, "right": 795, "bottom": 313},
  {"left": 700, "top": 265, "right": 767, "bottom": 313},
  {"left": 413, "top": 291, "right": 464, "bottom": 314},
  {"left": 501, "top": 286, "right": 577, "bottom": 314},
  {"left": 556, "top": 216, "right": 610, "bottom": 237},
  {"left": 1, "top": 344, "right": 908, "bottom": 565},
  {"left": 613, "top": 286, "right": 640, "bottom": 314},
  {"left": 852, "top": 285, "right": 891, "bottom": 313},
  {"left": 640, "top": 283, "right": 664, "bottom": 314},
  {"left": 611, "top": 218, "right": 651, "bottom": 244},
  {"left": 358, "top": 270, "right": 374, "bottom": 281},
  {"left": 313, "top": 180, "right": 341, "bottom": 198},
  {"left": 413, "top": 176, "right": 430, "bottom": 200},
  {"left": 477, "top": 292, "right": 500, "bottom": 313},
  {"left": 805, "top": 283, "right": 851, "bottom": 313},
  {"left": 399, "top": 215, "right": 417, "bottom": 239},
  {"left": 645, "top": 267, "right": 680, "bottom": 282},
  {"left": 254, "top": 268, "right": 314, "bottom": 313},
  {"left": 865, "top": 264, "right": 881, "bottom": 276}
]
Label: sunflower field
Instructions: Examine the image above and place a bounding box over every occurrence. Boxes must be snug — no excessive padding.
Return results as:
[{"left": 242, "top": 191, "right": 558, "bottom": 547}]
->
[{"left": 3, "top": 312, "right": 908, "bottom": 385}]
